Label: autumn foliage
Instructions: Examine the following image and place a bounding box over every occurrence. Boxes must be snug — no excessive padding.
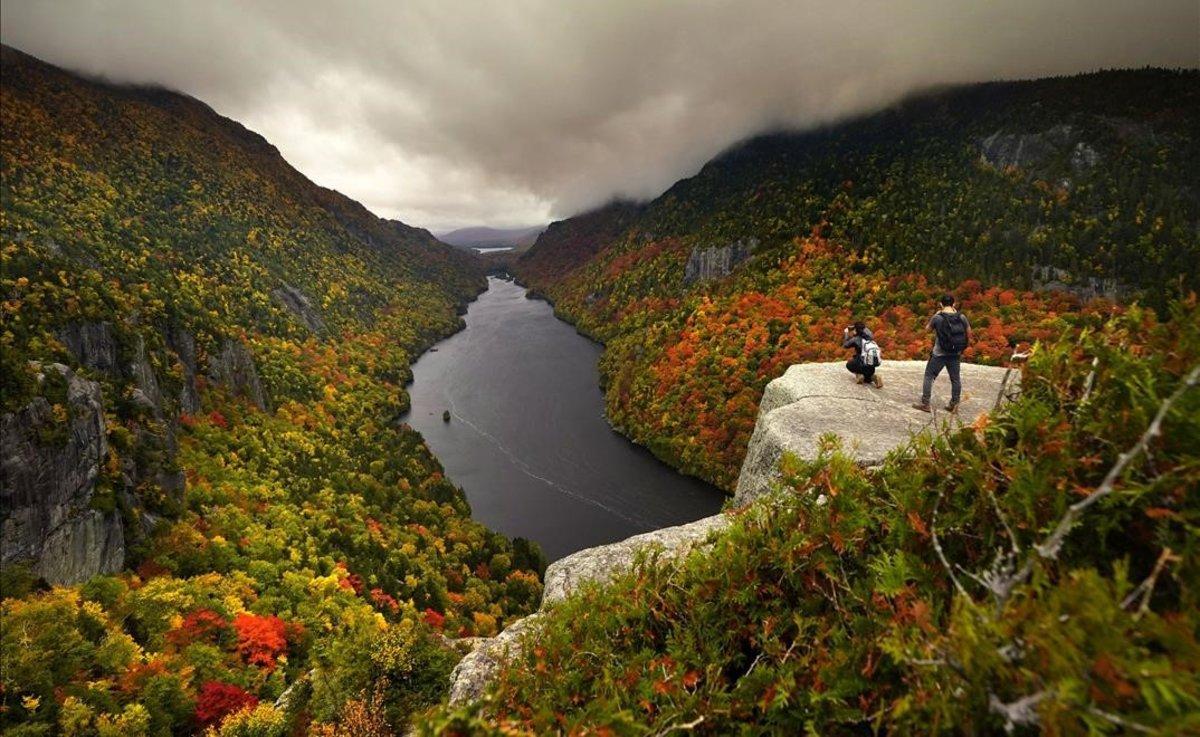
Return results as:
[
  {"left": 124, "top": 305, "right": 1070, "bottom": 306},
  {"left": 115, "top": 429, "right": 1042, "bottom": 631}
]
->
[
  {"left": 194, "top": 681, "right": 259, "bottom": 729},
  {"left": 232, "top": 613, "right": 289, "bottom": 669}
]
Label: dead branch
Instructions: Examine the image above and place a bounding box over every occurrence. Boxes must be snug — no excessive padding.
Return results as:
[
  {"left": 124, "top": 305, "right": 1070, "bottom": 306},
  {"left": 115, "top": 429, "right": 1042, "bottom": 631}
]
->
[
  {"left": 1036, "top": 364, "right": 1199, "bottom": 561},
  {"left": 985, "top": 486, "right": 1020, "bottom": 556},
  {"left": 989, "top": 690, "right": 1050, "bottom": 734},
  {"left": 652, "top": 715, "right": 705, "bottom": 736},
  {"left": 1121, "top": 547, "right": 1180, "bottom": 620},
  {"left": 993, "top": 346, "right": 1033, "bottom": 411},
  {"left": 1086, "top": 706, "right": 1157, "bottom": 734},
  {"left": 1077, "top": 355, "right": 1100, "bottom": 412},
  {"left": 931, "top": 488, "right": 968, "bottom": 597}
]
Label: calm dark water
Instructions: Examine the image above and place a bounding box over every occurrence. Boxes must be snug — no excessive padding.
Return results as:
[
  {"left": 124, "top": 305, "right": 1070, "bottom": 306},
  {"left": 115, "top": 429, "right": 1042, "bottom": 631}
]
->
[{"left": 404, "top": 276, "right": 724, "bottom": 560}]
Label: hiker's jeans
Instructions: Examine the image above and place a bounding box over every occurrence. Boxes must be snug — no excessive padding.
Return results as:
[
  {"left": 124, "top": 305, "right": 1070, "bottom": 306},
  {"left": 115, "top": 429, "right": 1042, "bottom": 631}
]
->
[
  {"left": 846, "top": 356, "right": 876, "bottom": 381},
  {"left": 922, "top": 353, "right": 961, "bottom": 404}
]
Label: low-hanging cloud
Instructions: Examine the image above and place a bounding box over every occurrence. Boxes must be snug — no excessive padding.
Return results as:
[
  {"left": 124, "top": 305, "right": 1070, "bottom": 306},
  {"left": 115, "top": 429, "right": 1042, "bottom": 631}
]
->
[{"left": 2, "top": 1, "right": 1196, "bottom": 231}]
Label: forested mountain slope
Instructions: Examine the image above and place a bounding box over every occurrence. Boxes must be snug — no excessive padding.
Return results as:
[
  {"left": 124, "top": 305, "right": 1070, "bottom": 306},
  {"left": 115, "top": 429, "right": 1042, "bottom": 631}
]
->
[
  {"left": 517, "top": 68, "right": 1200, "bottom": 490},
  {"left": 1, "top": 46, "right": 543, "bottom": 735}
]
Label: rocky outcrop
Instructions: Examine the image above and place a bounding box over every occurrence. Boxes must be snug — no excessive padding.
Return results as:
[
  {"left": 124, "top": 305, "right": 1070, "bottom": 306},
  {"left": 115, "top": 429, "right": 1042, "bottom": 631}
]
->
[
  {"left": 129, "top": 335, "right": 164, "bottom": 412},
  {"left": 208, "top": 338, "right": 269, "bottom": 410},
  {"left": 978, "top": 125, "right": 1099, "bottom": 175},
  {"left": 58, "top": 322, "right": 120, "bottom": 375},
  {"left": 447, "top": 514, "right": 729, "bottom": 704},
  {"left": 60, "top": 322, "right": 165, "bottom": 412},
  {"left": 540, "top": 514, "right": 730, "bottom": 605},
  {"left": 1, "top": 364, "right": 125, "bottom": 583},
  {"left": 734, "top": 360, "right": 1016, "bottom": 504},
  {"left": 272, "top": 283, "right": 327, "bottom": 336},
  {"left": 448, "top": 612, "right": 547, "bottom": 705},
  {"left": 683, "top": 238, "right": 756, "bottom": 284},
  {"left": 168, "top": 327, "right": 201, "bottom": 415},
  {"left": 1031, "top": 264, "right": 1132, "bottom": 303}
]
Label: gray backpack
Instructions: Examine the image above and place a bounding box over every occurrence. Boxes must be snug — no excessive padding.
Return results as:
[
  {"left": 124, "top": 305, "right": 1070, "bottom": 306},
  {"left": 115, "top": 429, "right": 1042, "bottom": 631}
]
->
[{"left": 862, "top": 339, "right": 882, "bottom": 367}]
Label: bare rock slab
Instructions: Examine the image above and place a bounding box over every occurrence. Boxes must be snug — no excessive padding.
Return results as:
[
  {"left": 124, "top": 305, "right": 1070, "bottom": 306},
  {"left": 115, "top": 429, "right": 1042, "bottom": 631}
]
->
[
  {"left": 447, "top": 513, "right": 728, "bottom": 704},
  {"left": 734, "top": 360, "right": 1015, "bottom": 504}
]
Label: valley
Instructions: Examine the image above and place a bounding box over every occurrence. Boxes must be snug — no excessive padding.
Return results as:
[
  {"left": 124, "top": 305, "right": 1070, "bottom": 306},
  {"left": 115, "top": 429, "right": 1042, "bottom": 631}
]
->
[
  {"left": 0, "top": 22, "right": 1197, "bottom": 737},
  {"left": 404, "top": 277, "right": 722, "bottom": 561}
]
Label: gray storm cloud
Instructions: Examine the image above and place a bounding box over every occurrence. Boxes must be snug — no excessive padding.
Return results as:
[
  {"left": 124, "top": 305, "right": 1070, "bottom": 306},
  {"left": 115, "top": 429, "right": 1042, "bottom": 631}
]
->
[{"left": 2, "top": 1, "right": 1197, "bottom": 230}]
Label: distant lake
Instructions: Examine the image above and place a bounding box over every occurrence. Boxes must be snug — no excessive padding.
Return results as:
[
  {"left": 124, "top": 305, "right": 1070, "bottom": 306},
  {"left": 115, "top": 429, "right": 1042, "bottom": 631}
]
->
[
  {"left": 403, "top": 276, "right": 724, "bottom": 561},
  {"left": 473, "top": 246, "right": 514, "bottom": 254}
]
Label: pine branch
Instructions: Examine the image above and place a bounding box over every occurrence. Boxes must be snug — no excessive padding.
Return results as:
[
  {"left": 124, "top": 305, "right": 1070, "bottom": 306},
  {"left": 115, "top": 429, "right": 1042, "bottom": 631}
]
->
[{"left": 1035, "top": 364, "right": 1199, "bottom": 561}]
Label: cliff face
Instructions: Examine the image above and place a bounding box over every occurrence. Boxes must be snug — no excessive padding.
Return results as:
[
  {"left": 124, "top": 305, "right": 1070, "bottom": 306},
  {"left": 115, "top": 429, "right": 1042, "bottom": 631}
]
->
[
  {"left": 1, "top": 364, "right": 124, "bottom": 583},
  {"left": 0, "top": 321, "right": 261, "bottom": 584},
  {"left": 682, "top": 237, "right": 757, "bottom": 284}
]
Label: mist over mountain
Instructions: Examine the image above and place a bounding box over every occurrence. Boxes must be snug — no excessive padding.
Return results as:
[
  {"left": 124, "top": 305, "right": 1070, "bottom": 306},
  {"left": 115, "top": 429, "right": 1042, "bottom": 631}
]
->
[
  {"left": 437, "top": 224, "right": 547, "bottom": 251},
  {"left": 1, "top": 1, "right": 1195, "bottom": 229}
]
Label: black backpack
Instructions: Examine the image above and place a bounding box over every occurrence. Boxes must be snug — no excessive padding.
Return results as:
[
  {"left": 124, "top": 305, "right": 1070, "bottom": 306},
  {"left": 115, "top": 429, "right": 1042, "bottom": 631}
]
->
[{"left": 935, "top": 313, "right": 969, "bottom": 354}]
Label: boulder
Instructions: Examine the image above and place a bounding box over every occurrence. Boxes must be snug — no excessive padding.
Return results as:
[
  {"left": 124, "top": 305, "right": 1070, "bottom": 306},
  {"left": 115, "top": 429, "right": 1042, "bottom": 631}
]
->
[
  {"left": 447, "top": 514, "right": 728, "bottom": 704},
  {"left": 734, "top": 360, "right": 1016, "bottom": 504},
  {"left": 0, "top": 364, "right": 125, "bottom": 583}
]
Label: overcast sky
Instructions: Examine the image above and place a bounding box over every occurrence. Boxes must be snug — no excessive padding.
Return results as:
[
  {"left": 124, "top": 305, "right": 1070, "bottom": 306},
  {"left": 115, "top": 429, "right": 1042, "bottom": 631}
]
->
[{"left": 2, "top": 1, "right": 1196, "bottom": 231}]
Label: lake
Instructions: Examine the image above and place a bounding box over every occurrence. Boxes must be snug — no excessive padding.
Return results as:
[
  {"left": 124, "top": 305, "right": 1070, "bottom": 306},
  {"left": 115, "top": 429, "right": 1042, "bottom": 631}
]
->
[{"left": 403, "top": 276, "right": 724, "bottom": 561}]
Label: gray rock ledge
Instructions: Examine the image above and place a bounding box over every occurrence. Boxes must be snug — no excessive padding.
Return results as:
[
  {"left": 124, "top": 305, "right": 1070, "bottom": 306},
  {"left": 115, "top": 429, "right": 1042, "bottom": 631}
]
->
[
  {"left": 734, "top": 360, "right": 1015, "bottom": 504},
  {"left": 447, "top": 513, "right": 728, "bottom": 704}
]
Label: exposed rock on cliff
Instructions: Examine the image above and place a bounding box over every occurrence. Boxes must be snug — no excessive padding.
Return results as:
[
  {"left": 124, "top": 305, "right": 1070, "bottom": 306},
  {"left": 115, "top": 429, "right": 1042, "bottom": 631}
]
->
[
  {"left": 58, "top": 322, "right": 120, "bottom": 375},
  {"left": 168, "top": 327, "right": 201, "bottom": 415},
  {"left": 734, "top": 360, "right": 1016, "bottom": 504},
  {"left": 683, "top": 238, "right": 756, "bottom": 284},
  {"left": 978, "top": 124, "right": 1100, "bottom": 177},
  {"left": 208, "top": 338, "right": 269, "bottom": 410},
  {"left": 1, "top": 364, "right": 125, "bottom": 584},
  {"left": 1031, "top": 264, "right": 1132, "bottom": 302},
  {"left": 272, "top": 283, "right": 328, "bottom": 336},
  {"left": 129, "top": 335, "right": 165, "bottom": 412},
  {"left": 448, "top": 514, "right": 729, "bottom": 704}
]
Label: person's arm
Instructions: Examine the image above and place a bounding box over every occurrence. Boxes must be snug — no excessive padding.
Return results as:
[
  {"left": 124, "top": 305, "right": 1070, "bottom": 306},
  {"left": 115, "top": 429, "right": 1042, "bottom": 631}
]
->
[
  {"left": 926, "top": 314, "right": 938, "bottom": 331},
  {"left": 842, "top": 327, "right": 856, "bottom": 349},
  {"left": 963, "top": 314, "right": 972, "bottom": 345}
]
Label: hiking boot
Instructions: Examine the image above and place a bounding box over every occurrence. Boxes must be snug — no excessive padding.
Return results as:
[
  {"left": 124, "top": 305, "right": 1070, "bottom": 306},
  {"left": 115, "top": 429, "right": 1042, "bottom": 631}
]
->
[
  {"left": 945, "top": 401, "right": 960, "bottom": 413},
  {"left": 855, "top": 375, "right": 865, "bottom": 384},
  {"left": 911, "top": 402, "right": 932, "bottom": 413},
  {"left": 873, "top": 374, "right": 883, "bottom": 388}
]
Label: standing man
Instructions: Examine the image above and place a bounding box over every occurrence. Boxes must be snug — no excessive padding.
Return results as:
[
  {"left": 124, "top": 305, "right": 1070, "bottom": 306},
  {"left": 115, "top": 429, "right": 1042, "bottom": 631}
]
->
[
  {"left": 913, "top": 294, "right": 971, "bottom": 412},
  {"left": 843, "top": 321, "right": 883, "bottom": 388}
]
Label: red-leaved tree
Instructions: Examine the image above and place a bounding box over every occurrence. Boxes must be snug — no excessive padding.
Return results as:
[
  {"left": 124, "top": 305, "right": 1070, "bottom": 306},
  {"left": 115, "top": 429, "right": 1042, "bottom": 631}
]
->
[
  {"left": 195, "top": 681, "right": 258, "bottom": 729},
  {"left": 232, "top": 612, "right": 288, "bottom": 669}
]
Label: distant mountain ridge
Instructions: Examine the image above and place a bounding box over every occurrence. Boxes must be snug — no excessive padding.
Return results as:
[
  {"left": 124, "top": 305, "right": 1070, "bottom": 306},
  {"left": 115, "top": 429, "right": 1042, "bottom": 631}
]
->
[{"left": 438, "top": 224, "right": 546, "bottom": 250}]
